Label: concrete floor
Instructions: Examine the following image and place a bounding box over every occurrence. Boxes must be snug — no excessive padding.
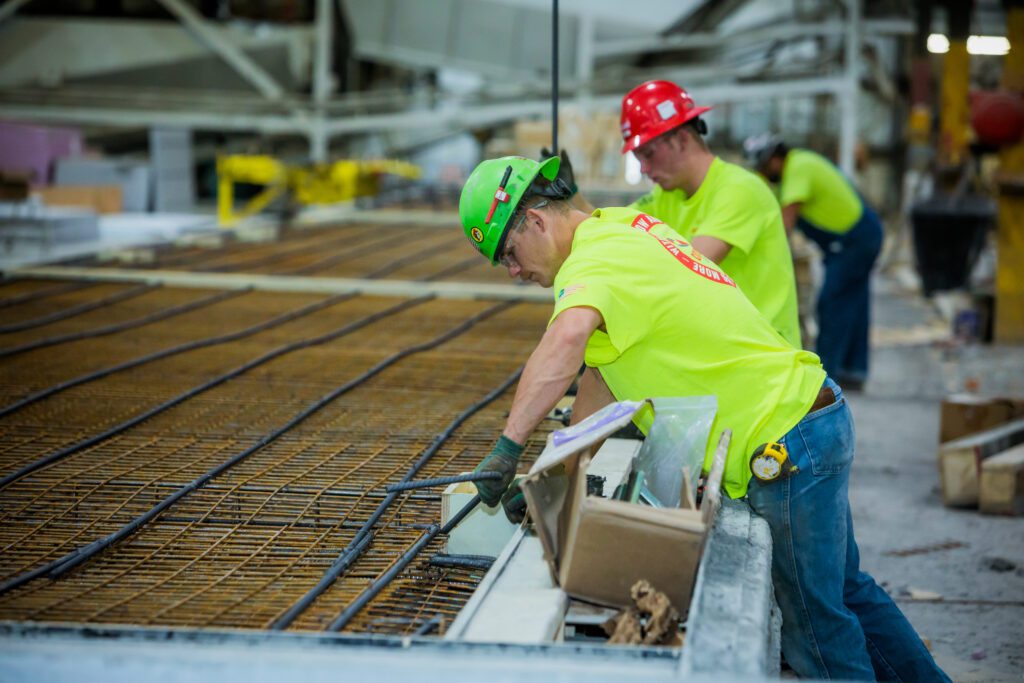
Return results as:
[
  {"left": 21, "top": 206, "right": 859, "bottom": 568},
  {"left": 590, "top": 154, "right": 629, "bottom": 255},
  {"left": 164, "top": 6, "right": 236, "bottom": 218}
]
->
[{"left": 848, "top": 278, "right": 1024, "bottom": 682}]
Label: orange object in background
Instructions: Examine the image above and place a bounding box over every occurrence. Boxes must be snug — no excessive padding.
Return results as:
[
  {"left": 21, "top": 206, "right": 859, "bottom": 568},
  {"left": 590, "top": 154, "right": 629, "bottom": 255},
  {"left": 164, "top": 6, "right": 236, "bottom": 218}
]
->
[{"left": 37, "top": 185, "right": 123, "bottom": 214}]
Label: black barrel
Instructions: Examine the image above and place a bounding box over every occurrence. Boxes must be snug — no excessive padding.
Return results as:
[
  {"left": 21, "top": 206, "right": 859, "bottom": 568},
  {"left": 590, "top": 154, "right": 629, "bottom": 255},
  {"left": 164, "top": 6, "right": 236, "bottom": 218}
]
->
[{"left": 910, "top": 196, "right": 995, "bottom": 295}]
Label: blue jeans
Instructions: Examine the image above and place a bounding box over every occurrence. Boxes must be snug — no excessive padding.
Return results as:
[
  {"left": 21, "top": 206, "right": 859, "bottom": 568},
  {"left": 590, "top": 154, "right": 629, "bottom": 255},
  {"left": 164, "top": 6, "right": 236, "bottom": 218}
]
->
[
  {"left": 798, "top": 202, "right": 883, "bottom": 383},
  {"left": 747, "top": 378, "right": 950, "bottom": 681}
]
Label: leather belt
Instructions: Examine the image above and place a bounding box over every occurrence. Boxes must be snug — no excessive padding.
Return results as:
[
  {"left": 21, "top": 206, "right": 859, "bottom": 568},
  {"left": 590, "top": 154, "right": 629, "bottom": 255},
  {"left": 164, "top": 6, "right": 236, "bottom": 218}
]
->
[{"left": 807, "top": 385, "right": 837, "bottom": 415}]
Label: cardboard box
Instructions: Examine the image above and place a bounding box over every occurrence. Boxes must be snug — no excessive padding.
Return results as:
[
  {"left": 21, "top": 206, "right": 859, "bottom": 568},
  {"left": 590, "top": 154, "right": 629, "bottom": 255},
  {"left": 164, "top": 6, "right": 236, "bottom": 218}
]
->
[
  {"left": 520, "top": 401, "right": 723, "bottom": 616},
  {"left": 38, "top": 185, "right": 123, "bottom": 214},
  {"left": 939, "top": 394, "right": 1024, "bottom": 443}
]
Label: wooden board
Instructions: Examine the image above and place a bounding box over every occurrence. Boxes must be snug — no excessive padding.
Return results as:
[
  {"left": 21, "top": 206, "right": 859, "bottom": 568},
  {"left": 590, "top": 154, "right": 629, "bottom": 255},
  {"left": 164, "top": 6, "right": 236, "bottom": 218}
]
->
[
  {"left": 938, "top": 419, "right": 1024, "bottom": 507},
  {"left": 980, "top": 443, "right": 1024, "bottom": 516},
  {"left": 940, "top": 394, "right": 1024, "bottom": 443}
]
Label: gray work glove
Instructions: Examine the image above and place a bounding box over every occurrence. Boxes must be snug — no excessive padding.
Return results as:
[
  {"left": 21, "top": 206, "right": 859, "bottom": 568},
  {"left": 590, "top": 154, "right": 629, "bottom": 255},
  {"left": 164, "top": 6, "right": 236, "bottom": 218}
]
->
[
  {"left": 501, "top": 478, "right": 528, "bottom": 524},
  {"left": 474, "top": 435, "right": 524, "bottom": 507}
]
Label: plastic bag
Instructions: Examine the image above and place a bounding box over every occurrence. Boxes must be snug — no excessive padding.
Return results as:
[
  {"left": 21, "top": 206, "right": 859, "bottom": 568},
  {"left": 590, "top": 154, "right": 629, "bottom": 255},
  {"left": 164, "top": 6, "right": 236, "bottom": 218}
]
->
[{"left": 634, "top": 396, "right": 717, "bottom": 508}]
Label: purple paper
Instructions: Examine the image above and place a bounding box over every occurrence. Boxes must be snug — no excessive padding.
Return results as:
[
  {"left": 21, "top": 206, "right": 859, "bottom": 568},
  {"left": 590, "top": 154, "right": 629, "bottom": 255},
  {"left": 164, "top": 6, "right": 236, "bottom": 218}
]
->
[{"left": 551, "top": 402, "right": 639, "bottom": 447}]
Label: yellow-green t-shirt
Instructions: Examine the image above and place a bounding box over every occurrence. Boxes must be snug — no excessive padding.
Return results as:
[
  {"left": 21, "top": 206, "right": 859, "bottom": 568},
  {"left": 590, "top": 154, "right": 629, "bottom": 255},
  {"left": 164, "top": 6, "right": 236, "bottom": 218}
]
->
[
  {"left": 779, "top": 149, "right": 863, "bottom": 234},
  {"left": 551, "top": 207, "right": 826, "bottom": 499},
  {"left": 630, "top": 157, "right": 801, "bottom": 348}
]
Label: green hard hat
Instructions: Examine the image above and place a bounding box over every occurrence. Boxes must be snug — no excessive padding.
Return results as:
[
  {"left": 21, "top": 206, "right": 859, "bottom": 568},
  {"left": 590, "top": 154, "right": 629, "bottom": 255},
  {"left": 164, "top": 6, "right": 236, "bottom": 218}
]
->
[{"left": 459, "top": 155, "right": 561, "bottom": 264}]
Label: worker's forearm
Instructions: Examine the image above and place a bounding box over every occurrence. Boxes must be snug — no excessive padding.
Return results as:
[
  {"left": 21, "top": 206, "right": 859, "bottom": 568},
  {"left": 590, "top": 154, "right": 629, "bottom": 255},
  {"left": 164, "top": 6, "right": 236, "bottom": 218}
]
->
[
  {"left": 691, "top": 234, "right": 732, "bottom": 264},
  {"left": 781, "top": 203, "right": 800, "bottom": 236},
  {"left": 503, "top": 327, "right": 588, "bottom": 444},
  {"left": 570, "top": 367, "right": 615, "bottom": 425}
]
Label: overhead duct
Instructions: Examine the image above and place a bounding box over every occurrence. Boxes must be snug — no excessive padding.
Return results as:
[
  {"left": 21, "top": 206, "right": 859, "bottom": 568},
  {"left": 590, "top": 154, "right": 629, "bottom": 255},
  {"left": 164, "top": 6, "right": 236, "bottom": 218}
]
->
[{"left": 341, "top": 0, "right": 578, "bottom": 84}]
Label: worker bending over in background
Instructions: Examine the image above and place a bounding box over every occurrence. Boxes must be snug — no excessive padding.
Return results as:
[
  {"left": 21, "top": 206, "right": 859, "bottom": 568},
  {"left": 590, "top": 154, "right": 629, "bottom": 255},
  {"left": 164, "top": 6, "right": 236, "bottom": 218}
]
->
[
  {"left": 457, "top": 154, "right": 949, "bottom": 682},
  {"left": 745, "top": 135, "right": 884, "bottom": 390},
  {"left": 554, "top": 80, "right": 801, "bottom": 349}
]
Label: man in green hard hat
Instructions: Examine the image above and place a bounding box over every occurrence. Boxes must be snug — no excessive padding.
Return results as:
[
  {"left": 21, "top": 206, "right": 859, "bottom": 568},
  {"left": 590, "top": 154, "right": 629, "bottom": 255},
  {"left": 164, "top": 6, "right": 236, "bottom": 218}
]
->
[{"left": 457, "top": 155, "right": 949, "bottom": 682}]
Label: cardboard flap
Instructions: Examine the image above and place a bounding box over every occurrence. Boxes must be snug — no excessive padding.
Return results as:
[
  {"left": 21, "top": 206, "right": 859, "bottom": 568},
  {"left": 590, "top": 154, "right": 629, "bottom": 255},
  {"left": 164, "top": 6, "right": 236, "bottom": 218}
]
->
[
  {"left": 701, "top": 429, "right": 730, "bottom": 527},
  {"left": 520, "top": 464, "right": 570, "bottom": 580},
  {"left": 521, "top": 400, "right": 645, "bottom": 581}
]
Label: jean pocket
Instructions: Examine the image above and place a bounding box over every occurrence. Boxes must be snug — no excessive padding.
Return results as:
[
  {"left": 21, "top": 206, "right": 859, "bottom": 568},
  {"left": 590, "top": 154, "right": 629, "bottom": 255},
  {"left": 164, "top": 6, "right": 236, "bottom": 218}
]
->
[{"left": 796, "top": 399, "right": 854, "bottom": 476}]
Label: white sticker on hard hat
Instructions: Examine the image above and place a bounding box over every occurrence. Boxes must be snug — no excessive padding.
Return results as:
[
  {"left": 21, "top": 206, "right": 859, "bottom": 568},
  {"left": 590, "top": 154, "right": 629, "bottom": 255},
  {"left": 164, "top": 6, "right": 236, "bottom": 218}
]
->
[{"left": 656, "top": 100, "right": 677, "bottom": 120}]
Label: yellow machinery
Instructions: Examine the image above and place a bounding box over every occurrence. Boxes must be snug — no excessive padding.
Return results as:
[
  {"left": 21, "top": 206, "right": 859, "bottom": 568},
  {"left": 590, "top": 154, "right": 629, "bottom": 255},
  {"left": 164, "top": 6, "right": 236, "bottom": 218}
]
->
[{"left": 217, "top": 155, "right": 421, "bottom": 227}]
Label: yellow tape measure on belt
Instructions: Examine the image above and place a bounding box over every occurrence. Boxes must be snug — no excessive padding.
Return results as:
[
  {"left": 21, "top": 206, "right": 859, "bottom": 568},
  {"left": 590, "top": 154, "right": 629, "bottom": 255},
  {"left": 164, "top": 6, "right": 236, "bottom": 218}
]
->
[{"left": 750, "top": 442, "right": 799, "bottom": 483}]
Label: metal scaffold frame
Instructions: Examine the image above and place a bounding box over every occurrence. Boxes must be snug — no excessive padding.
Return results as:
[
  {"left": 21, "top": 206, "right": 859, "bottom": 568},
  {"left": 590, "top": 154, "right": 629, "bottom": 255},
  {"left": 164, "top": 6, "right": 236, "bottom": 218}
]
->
[{"left": 0, "top": 0, "right": 905, "bottom": 167}]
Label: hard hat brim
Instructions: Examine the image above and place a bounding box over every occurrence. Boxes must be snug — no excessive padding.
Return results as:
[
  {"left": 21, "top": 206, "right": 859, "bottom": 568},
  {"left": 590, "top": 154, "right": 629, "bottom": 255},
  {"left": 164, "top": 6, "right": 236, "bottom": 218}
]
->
[{"left": 621, "top": 105, "right": 713, "bottom": 154}]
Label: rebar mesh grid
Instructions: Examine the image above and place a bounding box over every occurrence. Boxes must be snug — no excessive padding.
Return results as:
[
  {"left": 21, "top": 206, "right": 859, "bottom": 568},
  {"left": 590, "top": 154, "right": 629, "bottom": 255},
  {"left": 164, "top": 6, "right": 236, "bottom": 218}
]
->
[
  {"left": 71, "top": 221, "right": 508, "bottom": 284},
  {"left": 0, "top": 281, "right": 553, "bottom": 635}
]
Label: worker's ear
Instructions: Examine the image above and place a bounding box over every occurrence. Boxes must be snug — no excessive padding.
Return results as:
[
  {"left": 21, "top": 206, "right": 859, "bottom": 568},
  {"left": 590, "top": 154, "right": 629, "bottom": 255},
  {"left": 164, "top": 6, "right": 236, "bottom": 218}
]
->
[
  {"left": 673, "top": 128, "right": 693, "bottom": 152},
  {"left": 526, "top": 207, "right": 547, "bottom": 233}
]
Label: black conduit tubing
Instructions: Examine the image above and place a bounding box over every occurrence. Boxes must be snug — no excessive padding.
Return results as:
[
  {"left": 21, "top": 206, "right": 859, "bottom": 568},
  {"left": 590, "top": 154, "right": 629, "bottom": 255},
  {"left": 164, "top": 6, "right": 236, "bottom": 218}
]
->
[
  {"left": 269, "top": 362, "right": 523, "bottom": 631},
  {"left": 0, "top": 283, "right": 160, "bottom": 334},
  {"left": 384, "top": 471, "right": 501, "bottom": 493},
  {"left": 440, "top": 495, "right": 484, "bottom": 535},
  {"left": 428, "top": 554, "right": 496, "bottom": 571},
  {"left": 0, "top": 288, "right": 247, "bottom": 359},
  {"left": 325, "top": 495, "right": 484, "bottom": 632},
  {"left": 0, "top": 281, "right": 98, "bottom": 310},
  {"left": 0, "top": 298, "right": 513, "bottom": 594},
  {"left": 0, "top": 292, "right": 357, "bottom": 421},
  {"left": 327, "top": 528, "right": 438, "bottom": 631},
  {"left": 0, "top": 293, "right": 416, "bottom": 490}
]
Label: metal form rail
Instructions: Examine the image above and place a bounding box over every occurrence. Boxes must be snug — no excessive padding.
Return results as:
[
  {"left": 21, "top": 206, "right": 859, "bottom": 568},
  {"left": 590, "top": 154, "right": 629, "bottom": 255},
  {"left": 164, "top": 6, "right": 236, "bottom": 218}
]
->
[{"left": 64, "top": 219, "right": 501, "bottom": 285}]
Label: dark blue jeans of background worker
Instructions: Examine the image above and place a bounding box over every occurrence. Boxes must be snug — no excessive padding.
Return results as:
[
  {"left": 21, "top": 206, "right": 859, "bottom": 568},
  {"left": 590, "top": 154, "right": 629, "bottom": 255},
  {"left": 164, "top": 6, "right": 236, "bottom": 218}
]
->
[
  {"left": 797, "top": 202, "right": 883, "bottom": 386},
  {"left": 747, "top": 378, "right": 950, "bottom": 681}
]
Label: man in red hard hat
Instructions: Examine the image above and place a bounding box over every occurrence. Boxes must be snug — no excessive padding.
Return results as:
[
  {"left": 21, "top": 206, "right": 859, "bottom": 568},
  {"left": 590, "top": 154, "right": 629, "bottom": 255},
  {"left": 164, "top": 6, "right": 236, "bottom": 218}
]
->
[
  {"left": 623, "top": 81, "right": 800, "bottom": 348},
  {"left": 560, "top": 80, "right": 801, "bottom": 348}
]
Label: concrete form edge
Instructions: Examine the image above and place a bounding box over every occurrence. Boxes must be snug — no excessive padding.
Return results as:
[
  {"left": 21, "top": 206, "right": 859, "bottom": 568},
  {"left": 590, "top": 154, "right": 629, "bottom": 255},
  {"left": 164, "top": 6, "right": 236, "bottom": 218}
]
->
[
  {"left": 680, "top": 497, "right": 779, "bottom": 677},
  {"left": 10, "top": 266, "right": 550, "bottom": 302}
]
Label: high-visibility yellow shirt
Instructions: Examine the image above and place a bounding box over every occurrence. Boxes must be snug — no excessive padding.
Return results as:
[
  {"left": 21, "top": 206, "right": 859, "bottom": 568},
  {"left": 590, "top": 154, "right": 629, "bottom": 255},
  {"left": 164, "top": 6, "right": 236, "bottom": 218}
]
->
[
  {"left": 778, "top": 149, "right": 863, "bottom": 233},
  {"left": 551, "top": 207, "right": 826, "bottom": 499},
  {"left": 630, "top": 157, "right": 801, "bottom": 348}
]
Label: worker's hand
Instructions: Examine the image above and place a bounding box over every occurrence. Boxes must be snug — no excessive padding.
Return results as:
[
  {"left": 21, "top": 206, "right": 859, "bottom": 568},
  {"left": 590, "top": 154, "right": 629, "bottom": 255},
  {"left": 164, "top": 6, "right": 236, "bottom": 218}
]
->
[
  {"left": 474, "top": 435, "right": 524, "bottom": 507},
  {"left": 540, "top": 147, "right": 577, "bottom": 196},
  {"left": 501, "top": 479, "right": 528, "bottom": 524}
]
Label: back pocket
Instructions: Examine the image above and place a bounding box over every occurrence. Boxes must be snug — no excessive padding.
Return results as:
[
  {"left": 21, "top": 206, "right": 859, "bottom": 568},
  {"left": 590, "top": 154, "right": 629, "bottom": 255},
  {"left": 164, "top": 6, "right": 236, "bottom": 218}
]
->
[{"left": 797, "top": 399, "right": 854, "bottom": 476}]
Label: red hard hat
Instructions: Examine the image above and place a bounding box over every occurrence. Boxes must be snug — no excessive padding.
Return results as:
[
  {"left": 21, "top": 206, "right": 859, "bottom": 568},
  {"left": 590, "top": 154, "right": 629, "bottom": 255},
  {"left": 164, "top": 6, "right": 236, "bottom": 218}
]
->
[{"left": 620, "top": 80, "right": 712, "bottom": 154}]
